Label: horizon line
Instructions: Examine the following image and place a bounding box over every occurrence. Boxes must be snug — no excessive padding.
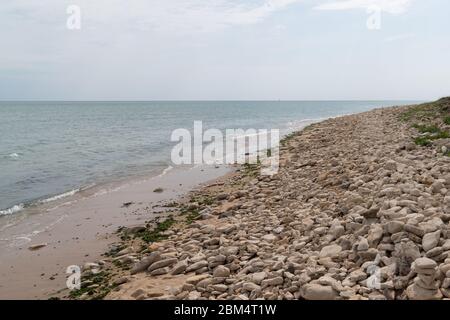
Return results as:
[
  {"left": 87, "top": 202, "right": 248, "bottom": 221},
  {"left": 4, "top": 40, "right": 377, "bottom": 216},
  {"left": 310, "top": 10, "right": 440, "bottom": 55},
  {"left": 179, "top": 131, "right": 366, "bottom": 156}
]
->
[{"left": 0, "top": 99, "right": 427, "bottom": 103}]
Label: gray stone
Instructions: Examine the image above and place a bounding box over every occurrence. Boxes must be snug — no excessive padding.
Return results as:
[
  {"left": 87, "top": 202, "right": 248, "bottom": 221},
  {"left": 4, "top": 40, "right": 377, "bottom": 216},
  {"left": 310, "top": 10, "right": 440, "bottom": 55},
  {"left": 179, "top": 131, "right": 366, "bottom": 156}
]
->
[
  {"left": 171, "top": 260, "right": 188, "bottom": 275},
  {"left": 131, "top": 251, "right": 161, "bottom": 275},
  {"left": 186, "top": 260, "right": 208, "bottom": 273},
  {"left": 262, "top": 234, "right": 277, "bottom": 242},
  {"left": 113, "top": 277, "right": 129, "bottom": 286},
  {"left": 422, "top": 230, "right": 441, "bottom": 252},
  {"left": 386, "top": 221, "right": 404, "bottom": 234},
  {"left": 406, "top": 284, "right": 443, "bottom": 300},
  {"left": 251, "top": 272, "right": 267, "bottom": 284},
  {"left": 150, "top": 267, "right": 170, "bottom": 276},
  {"left": 213, "top": 265, "right": 230, "bottom": 278},
  {"left": 404, "top": 224, "right": 425, "bottom": 237},
  {"left": 186, "top": 274, "right": 210, "bottom": 285},
  {"left": 319, "top": 244, "right": 342, "bottom": 258},
  {"left": 261, "top": 276, "right": 284, "bottom": 287},
  {"left": 148, "top": 258, "right": 178, "bottom": 272},
  {"left": 414, "top": 257, "right": 437, "bottom": 270},
  {"left": 243, "top": 282, "right": 261, "bottom": 292},
  {"left": 301, "top": 284, "right": 338, "bottom": 300}
]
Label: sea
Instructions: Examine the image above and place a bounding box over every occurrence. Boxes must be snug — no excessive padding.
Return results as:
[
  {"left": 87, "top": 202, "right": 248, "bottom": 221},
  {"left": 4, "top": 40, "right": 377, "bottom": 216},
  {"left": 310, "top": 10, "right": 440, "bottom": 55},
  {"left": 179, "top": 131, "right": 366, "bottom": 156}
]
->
[{"left": 0, "top": 100, "right": 418, "bottom": 216}]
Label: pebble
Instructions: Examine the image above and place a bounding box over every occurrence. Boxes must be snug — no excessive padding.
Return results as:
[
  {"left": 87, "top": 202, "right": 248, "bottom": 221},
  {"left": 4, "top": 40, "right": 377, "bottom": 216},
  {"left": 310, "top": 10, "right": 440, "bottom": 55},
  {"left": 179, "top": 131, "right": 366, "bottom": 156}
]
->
[
  {"left": 301, "top": 284, "right": 338, "bottom": 300},
  {"left": 148, "top": 258, "right": 178, "bottom": 272},
  {"left": 171, "top": 260, "right": 188, "bottom": 275},
  {"left": 28, "top": 243, "right": 47, "bottom": 251},
  {"left": 319, "top": 244, "right": 342, "bottom": 258},
  {"left": 186, "top": 260, "right": 208, "bottom": 273},
  {"left": 131, "top": 252, "right": 161, "bottom": 275},
  {"left": 213, "top": 265, "right": 230, "bottom": 278},
  {"left": 422, "top": 230, "right": 441, "bottom": 252}
]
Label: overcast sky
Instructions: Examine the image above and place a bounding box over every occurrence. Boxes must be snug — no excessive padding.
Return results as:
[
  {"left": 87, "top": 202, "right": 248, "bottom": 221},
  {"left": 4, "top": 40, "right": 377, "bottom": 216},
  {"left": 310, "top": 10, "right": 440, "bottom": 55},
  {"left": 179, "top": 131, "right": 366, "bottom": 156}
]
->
[{"left": 1, "top": 0, "right": 449, "bottom": 100}]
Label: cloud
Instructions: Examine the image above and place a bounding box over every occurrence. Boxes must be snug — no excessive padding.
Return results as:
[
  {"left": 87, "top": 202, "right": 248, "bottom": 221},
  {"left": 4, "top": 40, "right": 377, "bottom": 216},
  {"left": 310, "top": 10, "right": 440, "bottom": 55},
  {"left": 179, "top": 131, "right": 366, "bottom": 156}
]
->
[
  {"left": 128, "top": 0, "right": 302, "bottom": 32},
  {"left": 384, "top": 33, "right": 415, "bottom": 42},
  {"left": 314, "top": 0, "right": 413, "bottom": 14},
  {"left": 1, "top": 1, "right": 302, "bottom": 34}
]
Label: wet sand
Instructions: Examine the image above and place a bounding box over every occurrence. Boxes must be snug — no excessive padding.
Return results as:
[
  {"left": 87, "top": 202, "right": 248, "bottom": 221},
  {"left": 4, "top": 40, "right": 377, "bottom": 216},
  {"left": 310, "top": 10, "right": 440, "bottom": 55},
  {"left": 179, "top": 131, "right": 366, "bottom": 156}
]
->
[{"left": 0, "top": 165, "right": 231, "bottom": 299}]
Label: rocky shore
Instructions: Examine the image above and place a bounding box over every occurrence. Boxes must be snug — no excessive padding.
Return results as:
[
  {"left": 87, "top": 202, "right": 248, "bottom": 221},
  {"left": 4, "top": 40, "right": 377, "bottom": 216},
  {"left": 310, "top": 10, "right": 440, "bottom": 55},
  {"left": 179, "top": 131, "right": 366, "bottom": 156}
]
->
[{"left": 70, "top": 98, "right": 450, "bottom": 300}]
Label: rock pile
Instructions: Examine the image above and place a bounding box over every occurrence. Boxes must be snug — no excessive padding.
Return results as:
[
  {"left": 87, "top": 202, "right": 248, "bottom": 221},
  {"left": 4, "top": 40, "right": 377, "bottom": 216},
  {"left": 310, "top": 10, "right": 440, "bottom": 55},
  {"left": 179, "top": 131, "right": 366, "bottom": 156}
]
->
[
  {"left": 99, "top": 105, "right": 450, "bottom": 300},
  {"left": 406, "top": 257, "right": 442, "bottom": 300}
]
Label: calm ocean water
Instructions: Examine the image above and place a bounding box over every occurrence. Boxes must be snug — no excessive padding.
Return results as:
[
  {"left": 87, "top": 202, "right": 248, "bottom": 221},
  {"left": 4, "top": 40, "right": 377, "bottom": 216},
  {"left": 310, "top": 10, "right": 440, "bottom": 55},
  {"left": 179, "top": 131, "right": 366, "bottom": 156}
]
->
[{"left": 0, "top": 101, "right": 416, "bottom": 215}]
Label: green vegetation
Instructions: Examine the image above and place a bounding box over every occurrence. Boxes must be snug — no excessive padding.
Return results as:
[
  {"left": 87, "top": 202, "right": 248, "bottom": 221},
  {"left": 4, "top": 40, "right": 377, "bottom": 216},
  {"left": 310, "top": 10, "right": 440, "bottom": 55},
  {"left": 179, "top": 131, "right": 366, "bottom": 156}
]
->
[
  {"left": 135, "top": 217, "right": 175, "bottom": 243},
  {"left": 280, "top": 132, "right": 298, "bottom": 146},
  {"left": 444, "top": 116, "right": 450, "bottom": 125},
  {"left": 164, "top": 201, "right": 179, "bottom": 207},
  {"left": 193, "top": 195, "right": 214, "bottom": 206},
  {"left": 432, "top": 130, "right": 450, "bottom": 139},
  {"left": 68, "top": 271, "right": 116, "bottom": 300},
  {"left": 185, "top": 210, "right": 201, "bottom": 224},
  {"left": 112, "top": 259, "right": 131, "bottom": 271},
  {"left": 242, "top": 162, "right": 260, "bottom": 177},
  {"left": 412, "top": 124, "right": 440, "bottom": 133},
  {"left": 414, "top": 136, "right": 432, "bottom": 146},
  {"left": 188, "top": 194, "right": 214, "bottom": 206},
  {"left": 413, "top": 129, "right": 449, "bottom": 146},
  {"left": 180, "top": 205, "right": 201, "bottom": 224},
  {"left": 104, "top": 244, "right": 125, "bottom": 257},
  {"left": 403, "top": 98, "right": 450, "bottom": 148},
  {"left": 400, "top": 97, "right": 450, "bottom": 122}
]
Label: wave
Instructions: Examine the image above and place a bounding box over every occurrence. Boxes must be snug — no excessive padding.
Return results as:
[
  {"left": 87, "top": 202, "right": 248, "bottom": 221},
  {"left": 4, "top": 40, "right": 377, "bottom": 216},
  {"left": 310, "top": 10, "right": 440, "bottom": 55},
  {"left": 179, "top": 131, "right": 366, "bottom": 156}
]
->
[
  {"left": 285, "top": 117, "right": 327, "bottom": 133},
  {"left": 1, "top": 153, "right": 20, "bottom": 160},
  {"left": 39, "top": 188, "right": 80, "bottom": 204},
  {"left": 157, "top": 165, "right": 173, "bottom": 177},
  {"left": 0, "top": 204, "right": 24, "bottom": 216}
]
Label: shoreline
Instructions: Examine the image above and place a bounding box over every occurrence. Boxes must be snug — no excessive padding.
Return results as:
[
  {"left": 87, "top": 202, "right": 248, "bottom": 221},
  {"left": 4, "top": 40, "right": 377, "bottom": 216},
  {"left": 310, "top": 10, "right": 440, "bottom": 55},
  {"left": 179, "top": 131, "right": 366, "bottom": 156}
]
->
[
  {"left": 75, "top": 99, "right": 450, "bottom": 301},
  {"left": 0, "top": 164, "right": 177, "bottom": 217},
  {"left": 0, "top": 164, "right": 232, "bottom": 299},
  {"left": 0, "top": 112, "right": 324, "bottom": 300},
  {"left": 2, "top": 100, "right": 408, "bottom": 218}
]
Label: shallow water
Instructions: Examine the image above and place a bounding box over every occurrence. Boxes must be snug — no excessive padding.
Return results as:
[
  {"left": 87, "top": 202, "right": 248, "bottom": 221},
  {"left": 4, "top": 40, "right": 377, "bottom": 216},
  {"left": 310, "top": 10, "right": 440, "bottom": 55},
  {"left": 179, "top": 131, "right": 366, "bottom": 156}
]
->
[{"left": 0, "top": 100, "right": 417, "bottom": 214}]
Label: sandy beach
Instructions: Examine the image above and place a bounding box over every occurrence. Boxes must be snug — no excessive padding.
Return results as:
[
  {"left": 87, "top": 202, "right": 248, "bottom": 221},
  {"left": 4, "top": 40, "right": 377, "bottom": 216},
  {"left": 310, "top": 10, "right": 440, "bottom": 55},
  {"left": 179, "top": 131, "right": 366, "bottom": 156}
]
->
[
  {"left": 0, "top": 165, "right": 231, "bottom": 299},
  {"left": 65, "top": 99, "right": 450, "bottom": 301}
]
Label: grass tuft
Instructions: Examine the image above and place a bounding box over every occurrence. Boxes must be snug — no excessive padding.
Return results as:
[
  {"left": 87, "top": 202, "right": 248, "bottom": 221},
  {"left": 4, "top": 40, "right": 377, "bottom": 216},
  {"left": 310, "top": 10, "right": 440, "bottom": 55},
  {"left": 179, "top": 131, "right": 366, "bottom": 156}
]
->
[
  {"left": 414, "top": 136, "right": 431, "bottom": 146},
  {"left": 412, "top": 124, "right": 440, "bottom": 133},
  {"left": 444, "top": 116, "right": 450, "bottom": 125},
  {"left": 68, "top": 271, "right": 114, "bottom": 300},
  {"left": 135, "top": 217, "right": 175, "bottom": 243}
]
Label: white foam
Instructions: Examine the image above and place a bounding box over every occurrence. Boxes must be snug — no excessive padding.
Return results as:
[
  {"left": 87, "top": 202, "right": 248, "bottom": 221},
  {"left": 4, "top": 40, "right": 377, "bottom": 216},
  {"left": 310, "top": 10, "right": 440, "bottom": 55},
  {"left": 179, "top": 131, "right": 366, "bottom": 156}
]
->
[
  {"left": 8, "top": 153, "right": 19, "bottom": 158},
  {"left": 285, "top": 117, "right": 327, "bottom": 132},
  {"left": 40, "top": 188, "right": 80, "bottom": 204},
  {"left": 0, "top": 204, "right": 24, "bottom": 216},
  {"left": 93, "top": 184, "right": 127, "bottom": 197},
  {"left": 158, "top": 165, "right": 173, "bottom": 177}
]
